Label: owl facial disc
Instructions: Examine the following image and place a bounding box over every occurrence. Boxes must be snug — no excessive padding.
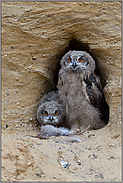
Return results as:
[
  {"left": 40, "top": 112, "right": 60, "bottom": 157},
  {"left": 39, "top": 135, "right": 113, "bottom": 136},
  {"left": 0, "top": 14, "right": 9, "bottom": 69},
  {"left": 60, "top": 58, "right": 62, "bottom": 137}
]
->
[
  {"left": 43, "top": 110, "right": 59, "bottom": 125},
  {"left": 67, "top": 55, "right": 89, "bottom": 71},
  {"left": 37, "top": 101, "right": 62, "bottom": 126},
  {"left": 61, "top": 50, "right": 95, "bottom": 72}
]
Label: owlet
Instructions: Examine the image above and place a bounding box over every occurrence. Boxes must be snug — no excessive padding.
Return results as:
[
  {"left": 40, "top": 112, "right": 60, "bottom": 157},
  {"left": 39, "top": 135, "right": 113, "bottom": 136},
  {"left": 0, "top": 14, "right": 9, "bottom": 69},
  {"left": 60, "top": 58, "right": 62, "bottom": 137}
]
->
[{"left": 57, "top": 50, "right": 109, "bottom": 131}]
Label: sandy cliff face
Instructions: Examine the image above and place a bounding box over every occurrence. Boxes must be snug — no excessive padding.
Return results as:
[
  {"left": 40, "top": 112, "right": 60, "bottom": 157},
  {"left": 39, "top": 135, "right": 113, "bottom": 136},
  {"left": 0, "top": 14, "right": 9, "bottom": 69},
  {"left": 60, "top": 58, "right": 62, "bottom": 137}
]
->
[
  {"left": 1, "top": 1, "right": 122, "bottom": 182},
  {"left": 1, "top": 1, "right": 122, "bottom": 132}
]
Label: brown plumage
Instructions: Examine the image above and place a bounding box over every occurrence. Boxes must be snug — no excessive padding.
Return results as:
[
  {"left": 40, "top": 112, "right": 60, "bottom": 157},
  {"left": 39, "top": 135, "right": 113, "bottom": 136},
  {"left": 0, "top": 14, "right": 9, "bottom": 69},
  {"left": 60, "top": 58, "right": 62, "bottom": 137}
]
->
[{"left": 57, "top": 50, "right": 109, "bottom": 131}]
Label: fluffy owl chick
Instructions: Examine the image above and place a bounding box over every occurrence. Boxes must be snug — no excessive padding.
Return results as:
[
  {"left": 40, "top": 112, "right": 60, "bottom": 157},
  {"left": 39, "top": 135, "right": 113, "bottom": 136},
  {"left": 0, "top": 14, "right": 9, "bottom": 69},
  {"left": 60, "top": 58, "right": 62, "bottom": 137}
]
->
[
  {"left": 37, "top": 91, "right": 66, "bottom": 127},
  {"left": 57, "top": 50, "right": 109, "bottom": 131}
]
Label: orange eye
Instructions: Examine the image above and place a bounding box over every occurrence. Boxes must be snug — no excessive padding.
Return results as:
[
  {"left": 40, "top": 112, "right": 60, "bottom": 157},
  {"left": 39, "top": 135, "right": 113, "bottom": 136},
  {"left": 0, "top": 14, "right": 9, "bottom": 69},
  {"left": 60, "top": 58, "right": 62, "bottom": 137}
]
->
[
  {"left": 79, "top": 57, "right": 84, "bottom": 62},
  {"left": 68, "top": 57, "right": 72, "bottom": 63},
  {"left": 54, "top": 110, "right": 59, "bottom": 116},
  {"left": 43, "top": 111, "right": 48, "bottom": 116}
]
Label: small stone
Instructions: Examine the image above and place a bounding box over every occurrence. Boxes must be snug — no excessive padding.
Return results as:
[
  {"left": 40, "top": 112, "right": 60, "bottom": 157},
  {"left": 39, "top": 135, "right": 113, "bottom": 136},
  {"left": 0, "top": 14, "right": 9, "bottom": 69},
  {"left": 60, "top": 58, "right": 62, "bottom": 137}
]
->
[
  {"left": 108, "top": 156, "right": 115, "bottom": 159},
  {"left": 55, "top": 140, "right": 60, "bottom": 143},
  {"left": 27, "top": 161, "right": 32, "bottom": 166},
  {"left": 78, "top": 161, "right": 81, "bottom": 165},
  {"left": 5, "top": 124, "right": 8, "bottom": 128},
  {"left": 88, "top": 134, "right": 95, "bottom": 138},
  {"left": 58, "top": 159, "right": 71, "bottom": 169},
  {"left": 32, "top": 57, "right": 37, "bottom": 60},
  {"left": 35, "top": 173, "right": 42, "bottom": 177},
  {"left": 95, "top": 174, "right": 104, "bottom": 179},
  {"left": 18, "top": 84, "right": 23, "bottom": 86},
  {"left": 92, "top": 153, "right": 98, "bottom": 159}
]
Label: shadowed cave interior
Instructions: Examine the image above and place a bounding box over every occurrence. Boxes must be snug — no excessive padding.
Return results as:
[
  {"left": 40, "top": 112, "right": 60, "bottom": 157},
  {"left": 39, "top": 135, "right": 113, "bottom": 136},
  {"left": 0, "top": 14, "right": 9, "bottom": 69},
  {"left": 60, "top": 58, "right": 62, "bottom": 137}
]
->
[{"left": 37, "top": 39, "right": 109, "bottom": 128}]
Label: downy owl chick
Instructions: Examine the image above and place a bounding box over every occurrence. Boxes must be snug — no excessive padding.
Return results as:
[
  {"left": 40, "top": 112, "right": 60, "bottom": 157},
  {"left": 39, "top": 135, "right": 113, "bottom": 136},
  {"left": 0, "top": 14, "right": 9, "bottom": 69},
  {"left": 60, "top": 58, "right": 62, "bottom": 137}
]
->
[
  {"left": 57, "top": 50, "right": 109, "bottom": 131},
  {"left": 37, "top": 91, "right": 66, "bottom": 127}
]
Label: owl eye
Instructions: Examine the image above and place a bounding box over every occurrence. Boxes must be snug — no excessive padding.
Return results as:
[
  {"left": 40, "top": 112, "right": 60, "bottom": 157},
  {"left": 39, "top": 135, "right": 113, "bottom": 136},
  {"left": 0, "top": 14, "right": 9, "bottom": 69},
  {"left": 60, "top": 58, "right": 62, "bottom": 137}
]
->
[
  {"left": 68, "top": 57, "right": 72, "bottom": 63},
  {"left": 79, "top": 57, "right": 84, "bottom": 62},
  {"left": 54, "top": 110, "right": 59, "bottom": 116},
  {"left": 43, "top": 111, "right": 48, "bottom": 116}
]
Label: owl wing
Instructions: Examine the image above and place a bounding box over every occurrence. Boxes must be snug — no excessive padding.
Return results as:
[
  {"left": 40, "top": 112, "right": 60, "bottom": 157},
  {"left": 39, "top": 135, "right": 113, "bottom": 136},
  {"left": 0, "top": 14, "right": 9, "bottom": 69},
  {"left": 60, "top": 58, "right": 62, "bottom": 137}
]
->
[
  {"left": 57, "top": 69, "right": 66, "bottom": 87},
  {"left": 81, "top": 71, "right": 109, "bottom": 124}
]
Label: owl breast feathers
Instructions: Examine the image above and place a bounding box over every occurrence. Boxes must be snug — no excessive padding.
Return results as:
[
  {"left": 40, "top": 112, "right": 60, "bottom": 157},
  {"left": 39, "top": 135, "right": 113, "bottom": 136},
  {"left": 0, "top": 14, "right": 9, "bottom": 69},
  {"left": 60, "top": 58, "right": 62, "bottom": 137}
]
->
[{"left": 57, "top": 50, "right": 109, "bottom": 131}]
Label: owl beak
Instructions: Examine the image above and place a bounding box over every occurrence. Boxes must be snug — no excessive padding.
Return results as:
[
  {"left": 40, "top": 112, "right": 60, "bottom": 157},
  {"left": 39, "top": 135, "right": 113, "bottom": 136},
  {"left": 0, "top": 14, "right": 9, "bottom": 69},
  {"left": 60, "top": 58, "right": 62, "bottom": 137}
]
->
[
  {"left": 49, "top": 115, "right": 53, "bottom": 121},
  {"left": 72, "top": 61, "right": 77, "bottom": 69}
]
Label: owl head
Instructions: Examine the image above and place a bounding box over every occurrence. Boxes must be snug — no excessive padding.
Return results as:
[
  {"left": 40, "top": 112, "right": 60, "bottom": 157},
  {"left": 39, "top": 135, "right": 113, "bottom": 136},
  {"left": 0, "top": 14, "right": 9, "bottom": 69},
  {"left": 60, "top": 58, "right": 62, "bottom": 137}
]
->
[
  {"left": 37, "top": 101, "right": 63, "bottom": 126},
  {"left": 60, "top": 50, "right": 95, "bottom": 72}
]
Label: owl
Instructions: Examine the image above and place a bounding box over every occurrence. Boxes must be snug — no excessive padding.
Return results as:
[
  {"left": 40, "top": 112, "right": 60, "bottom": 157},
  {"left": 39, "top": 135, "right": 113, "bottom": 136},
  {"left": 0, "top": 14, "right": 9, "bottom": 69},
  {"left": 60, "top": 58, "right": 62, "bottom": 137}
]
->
[
  {"left": 57, "top": 50, "right": 109, "bottom": 131},
  {"left": 37, "top": 91, "right": 67, "bottom": 127}
]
